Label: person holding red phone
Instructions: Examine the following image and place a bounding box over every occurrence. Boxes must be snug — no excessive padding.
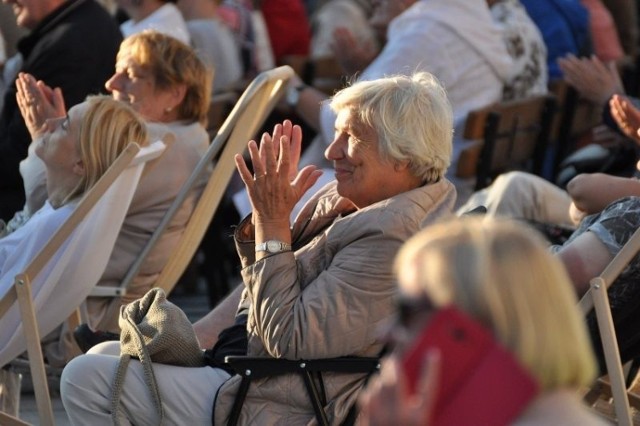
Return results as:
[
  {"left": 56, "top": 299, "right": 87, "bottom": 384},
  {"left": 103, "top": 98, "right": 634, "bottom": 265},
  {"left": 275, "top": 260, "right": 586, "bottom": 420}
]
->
[{"left": 359, "top": 218, "right": 606, "bottom": 426}]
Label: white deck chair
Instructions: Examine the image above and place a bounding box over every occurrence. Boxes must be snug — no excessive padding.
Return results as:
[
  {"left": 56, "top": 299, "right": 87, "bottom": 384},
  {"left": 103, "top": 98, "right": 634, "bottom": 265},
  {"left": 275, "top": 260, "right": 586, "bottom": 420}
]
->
[
  {"left": 108, "top": 65, "right": 294, "bottom": 297},
  {"left": 578, "top": 227, "right": 640, "bottom": 426},
  {"left": 0, "top": 141, "right": 166, "bottom": 426}
]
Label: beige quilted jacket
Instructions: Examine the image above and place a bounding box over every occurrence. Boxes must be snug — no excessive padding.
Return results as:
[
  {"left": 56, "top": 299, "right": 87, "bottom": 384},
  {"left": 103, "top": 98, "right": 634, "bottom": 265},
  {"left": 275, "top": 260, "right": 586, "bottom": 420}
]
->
[{"left": 214, "top": 180, "right": 456, "bottom": 425}]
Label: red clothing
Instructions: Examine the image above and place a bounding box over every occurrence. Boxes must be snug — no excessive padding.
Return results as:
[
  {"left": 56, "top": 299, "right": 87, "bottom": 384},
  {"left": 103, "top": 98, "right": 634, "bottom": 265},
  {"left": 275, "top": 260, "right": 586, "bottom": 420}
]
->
[
  {"left": 261, "top": 0, "right": 311, "bottom": 62},
  {"left": 581, "top": 0, "right": 624, "bottom": 61}
]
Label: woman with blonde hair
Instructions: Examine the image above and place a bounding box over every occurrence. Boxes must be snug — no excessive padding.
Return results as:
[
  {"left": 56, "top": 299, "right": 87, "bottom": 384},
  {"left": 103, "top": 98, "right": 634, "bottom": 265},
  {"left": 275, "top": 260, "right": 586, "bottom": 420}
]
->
[
  {"left": 0, "top": 96, "right": 147, "bottom": 353},
  {"left": 14, "top": 30, "right": 211, "bottom": 231},
  {"left": 107, "top": 30, "right": 211, "bottom": 126},
  {"left": 0, "top": 95, "right": 147, "bottom": 277},
  {"left": 15, "top": 30, "right": 212, "bottom": 365},
  {"left": 359, "top": 218, "right": 605, "bottom": 425}
]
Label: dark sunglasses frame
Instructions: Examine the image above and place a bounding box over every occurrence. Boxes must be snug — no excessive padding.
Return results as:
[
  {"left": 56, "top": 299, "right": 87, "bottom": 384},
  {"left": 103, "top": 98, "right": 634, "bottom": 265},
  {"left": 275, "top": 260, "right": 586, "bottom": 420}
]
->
[{"left": 395, "top": 294, "right": 435, "bottom": 330}]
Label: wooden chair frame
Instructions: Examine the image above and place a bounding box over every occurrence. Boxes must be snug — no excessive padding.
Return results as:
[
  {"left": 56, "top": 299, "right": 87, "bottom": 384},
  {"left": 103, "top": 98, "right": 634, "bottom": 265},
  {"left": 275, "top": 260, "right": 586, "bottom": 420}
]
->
[
  {"left": 113, "top": 65, "right": 294, "bottom": 296},
  {"left": 456, "top": 95, "right": 557, "bottom": 190},
  {"left": 0, "top": 142, "right": 164, "bottom": 425},
  {"left": 547, "top": 80, "right": 603, "bottom": 178},
  {"left": 578, "top": 227, "right": 640, "bottom": 426}
]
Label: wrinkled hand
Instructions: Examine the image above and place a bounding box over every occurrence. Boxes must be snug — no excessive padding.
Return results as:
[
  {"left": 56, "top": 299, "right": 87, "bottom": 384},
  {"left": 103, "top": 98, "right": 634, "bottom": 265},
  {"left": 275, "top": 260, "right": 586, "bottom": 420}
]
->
[
  {"left": 16, "top": 72, "right": 66, "bottom": 139},
  {"left": 357, "top": 352, "right": 440, "bottom": 426},
  {"left": 270, "top": 120, "right": 302, "bottom": 182},
  {"left": 331, "top": 27, "right": 376, "bottom": 75},
  {"left": 557, "top": 55, "right": 624, "bottom": 105},
  {"left": 235, "top": 125, "right": 322, "bottom": 226},
  {"left": 610, "top": 94, "right": 640, "bottom": 144}
]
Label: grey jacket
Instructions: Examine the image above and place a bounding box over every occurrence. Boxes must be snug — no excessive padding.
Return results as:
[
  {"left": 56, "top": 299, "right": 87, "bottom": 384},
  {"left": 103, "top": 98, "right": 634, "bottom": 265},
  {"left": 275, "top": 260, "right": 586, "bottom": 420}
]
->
[{"left": 214, "top": 179, "right": 456, "bottom": 425}]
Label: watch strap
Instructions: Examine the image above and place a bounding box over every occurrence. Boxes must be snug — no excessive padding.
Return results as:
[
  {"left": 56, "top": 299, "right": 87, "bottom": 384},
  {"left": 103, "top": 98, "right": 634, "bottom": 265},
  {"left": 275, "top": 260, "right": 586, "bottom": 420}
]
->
[
  {"left": 256, "top": 240, "right": 292, "bottom": 253},
  {"left": 286, "top": 83, "right": 306, "bottom": 108}
]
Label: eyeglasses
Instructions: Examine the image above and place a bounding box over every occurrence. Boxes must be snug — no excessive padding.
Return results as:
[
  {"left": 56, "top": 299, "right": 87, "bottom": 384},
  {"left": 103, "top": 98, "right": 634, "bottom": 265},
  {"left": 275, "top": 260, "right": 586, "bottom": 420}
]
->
[{"left": 395, "top": 295, "right": 435, "bottom": 331}]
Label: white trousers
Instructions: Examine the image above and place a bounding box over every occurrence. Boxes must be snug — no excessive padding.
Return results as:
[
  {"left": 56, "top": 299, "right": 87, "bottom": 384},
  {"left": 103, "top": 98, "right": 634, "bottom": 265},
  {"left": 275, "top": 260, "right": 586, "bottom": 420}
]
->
[
  {"left": 456, "top": 171, "right": 574, "bottom": 227},
  {"left": 60, "top": 342, "right": 230, "bottom": 425}
]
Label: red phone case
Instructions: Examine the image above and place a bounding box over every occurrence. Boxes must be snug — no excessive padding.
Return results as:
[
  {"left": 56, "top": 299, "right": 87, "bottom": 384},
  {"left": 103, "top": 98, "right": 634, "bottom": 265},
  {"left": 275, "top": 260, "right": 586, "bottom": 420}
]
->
[{"left": 401, "top": 306, "right": 539, "bottom": 426}]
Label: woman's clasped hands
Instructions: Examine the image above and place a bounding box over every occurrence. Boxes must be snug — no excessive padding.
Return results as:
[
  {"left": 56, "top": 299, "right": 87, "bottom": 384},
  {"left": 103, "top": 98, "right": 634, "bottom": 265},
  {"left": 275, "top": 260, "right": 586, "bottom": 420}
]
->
[{"left": 15, "top": 72, "right": 67, "bottom": 140}]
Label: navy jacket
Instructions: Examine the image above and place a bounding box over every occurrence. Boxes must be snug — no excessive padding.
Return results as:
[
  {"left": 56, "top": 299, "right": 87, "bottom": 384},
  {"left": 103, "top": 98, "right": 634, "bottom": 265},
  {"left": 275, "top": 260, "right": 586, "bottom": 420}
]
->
[{"left": 521, "top": 0, "right": 592, "bottom": 79}]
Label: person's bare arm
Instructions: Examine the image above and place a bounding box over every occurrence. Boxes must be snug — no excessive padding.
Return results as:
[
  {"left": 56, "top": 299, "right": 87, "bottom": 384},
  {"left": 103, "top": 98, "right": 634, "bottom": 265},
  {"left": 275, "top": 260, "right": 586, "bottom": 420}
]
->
[
  {"left": 331, "top": 27, "right": 377, "bottom": 75},
  {"left": 192, "top": 284, "right": 243, "bottom": 349},
  {"left": 566, "top": 173, "right": 640, "bottom": 215},
  {"left": 285, "top": 73, "right": 329, "bottom": 132},
  {"left": 557, "top": 55, "right": 624, "bottom": 105},
  {"left": 556, "top": 231, "right": 614, "bottom": 296}
]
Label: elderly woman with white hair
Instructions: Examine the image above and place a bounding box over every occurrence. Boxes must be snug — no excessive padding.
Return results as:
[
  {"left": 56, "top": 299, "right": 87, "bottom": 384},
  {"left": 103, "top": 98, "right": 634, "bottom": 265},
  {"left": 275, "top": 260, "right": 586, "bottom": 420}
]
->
[{"left": 61, "top": 71, "right": 456, "bottom": 425}]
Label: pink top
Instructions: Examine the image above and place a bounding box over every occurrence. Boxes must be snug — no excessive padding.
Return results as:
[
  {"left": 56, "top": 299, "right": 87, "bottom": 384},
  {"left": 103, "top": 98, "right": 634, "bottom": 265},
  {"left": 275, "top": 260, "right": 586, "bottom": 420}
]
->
[{"left": 581, "top": 0, "right": 624, "bottom": 62}]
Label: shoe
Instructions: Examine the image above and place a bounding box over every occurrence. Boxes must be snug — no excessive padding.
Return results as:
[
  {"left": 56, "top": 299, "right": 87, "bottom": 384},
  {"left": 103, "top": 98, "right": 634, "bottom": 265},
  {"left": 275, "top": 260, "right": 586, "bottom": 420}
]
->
[{"left": 73, "top": 323, "right": 120, "bottom": 353}]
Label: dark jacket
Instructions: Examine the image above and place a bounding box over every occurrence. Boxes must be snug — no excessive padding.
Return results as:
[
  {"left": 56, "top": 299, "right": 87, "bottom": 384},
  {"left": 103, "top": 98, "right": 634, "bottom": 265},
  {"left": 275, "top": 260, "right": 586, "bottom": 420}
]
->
[{"left": 0, "top": 0, "right": 121, "bottom": 220}]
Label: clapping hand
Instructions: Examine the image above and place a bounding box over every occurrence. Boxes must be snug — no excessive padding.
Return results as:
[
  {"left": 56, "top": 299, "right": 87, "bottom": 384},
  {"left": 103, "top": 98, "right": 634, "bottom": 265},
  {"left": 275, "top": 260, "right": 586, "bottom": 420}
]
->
[
  {"left": 16, "top": 72, "right": 66, "bottom": 139},
  {"left": 235, "top": 120, "right": 322, "bottom": 227},
  {"left": 358, "top": 351, "right": 440, "bottom": 426},
  {"left": 610, "top": 94, "right": 640, "bottom": 145},
  {"left": 558, "top": 55, "right": 624, "bottom": 105}
]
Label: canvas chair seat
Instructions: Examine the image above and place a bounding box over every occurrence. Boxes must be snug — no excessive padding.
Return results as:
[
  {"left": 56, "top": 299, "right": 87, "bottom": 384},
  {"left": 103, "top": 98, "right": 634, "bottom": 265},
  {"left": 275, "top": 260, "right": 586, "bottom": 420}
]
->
[{"left": 0, "top": 140, "right": 165, "bottom": 425}]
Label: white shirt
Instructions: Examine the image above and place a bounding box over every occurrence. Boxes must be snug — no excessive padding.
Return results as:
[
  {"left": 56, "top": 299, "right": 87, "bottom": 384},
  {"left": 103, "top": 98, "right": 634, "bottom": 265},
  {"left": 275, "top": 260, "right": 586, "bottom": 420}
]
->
[
  {"left": 120, "top": 3, "right": 191, "bottom": 44},
  {"left": 187, "top": 19, "right": 243, "bottom": 93},
  {"left": 317, "top": 0, "right": 514, "bottom": 204},
  {"left": 0, "top": 201, "right": 74, "bottom": 296},
  {"left": 491, "top": 0, "right": 548, "bottom": 101}
]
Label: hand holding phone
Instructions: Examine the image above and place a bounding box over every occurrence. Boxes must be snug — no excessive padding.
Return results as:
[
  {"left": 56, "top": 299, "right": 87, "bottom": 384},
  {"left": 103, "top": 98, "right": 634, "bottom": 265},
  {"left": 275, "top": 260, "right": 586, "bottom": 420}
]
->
[{"left": 401, "top": 306, "right": 539, "bottom": 426}]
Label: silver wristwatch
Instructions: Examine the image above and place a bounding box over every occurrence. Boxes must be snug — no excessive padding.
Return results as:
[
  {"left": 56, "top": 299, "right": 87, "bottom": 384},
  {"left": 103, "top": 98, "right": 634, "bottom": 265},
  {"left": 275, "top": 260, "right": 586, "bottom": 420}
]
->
[
  {"left": 255, "top": 240, "right": 292, "bottom": 254},
  {"left": 286, "top": 84, "right": 306, "bottom": 108}
]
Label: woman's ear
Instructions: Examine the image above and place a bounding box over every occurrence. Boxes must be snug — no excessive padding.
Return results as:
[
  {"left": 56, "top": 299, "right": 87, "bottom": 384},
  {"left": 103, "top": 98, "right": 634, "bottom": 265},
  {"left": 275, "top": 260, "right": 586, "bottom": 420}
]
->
[
  {"left": 168, "top": 83, "right": 187, "bottom": 111},
  {"left": 394, "top": 159, "right": 411, "bottom": 172},
  {"left": 72, "top": 160, "right": 85, "bottom": 176}
]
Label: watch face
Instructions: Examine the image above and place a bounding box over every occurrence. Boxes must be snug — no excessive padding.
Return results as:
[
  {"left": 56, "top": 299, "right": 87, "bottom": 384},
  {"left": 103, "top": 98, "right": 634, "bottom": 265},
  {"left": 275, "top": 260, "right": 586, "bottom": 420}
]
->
[
  {"left": 267, "top": 240, "right": 281, "bottom": 252},
  {"left": 286, "top": 86, "right": 299, "bottom": 107}
]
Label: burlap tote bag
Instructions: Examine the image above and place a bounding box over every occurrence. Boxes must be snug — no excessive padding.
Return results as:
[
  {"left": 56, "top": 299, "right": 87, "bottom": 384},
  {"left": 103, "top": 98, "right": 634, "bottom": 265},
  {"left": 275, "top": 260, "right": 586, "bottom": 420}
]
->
[{"left": 111, "top": 287, "right": 204, "bottom": 425}]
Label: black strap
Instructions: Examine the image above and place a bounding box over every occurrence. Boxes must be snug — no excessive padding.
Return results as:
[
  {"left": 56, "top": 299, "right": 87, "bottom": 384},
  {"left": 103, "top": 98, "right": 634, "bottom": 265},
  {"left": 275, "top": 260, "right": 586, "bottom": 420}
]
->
[{"left": 203, "top": 314, "right": 249, "bottom": 375}]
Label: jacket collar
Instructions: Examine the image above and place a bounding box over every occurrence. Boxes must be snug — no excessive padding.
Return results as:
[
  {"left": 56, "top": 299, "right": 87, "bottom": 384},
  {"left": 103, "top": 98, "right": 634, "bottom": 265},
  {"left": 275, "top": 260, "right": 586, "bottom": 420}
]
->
[{"left": 18, "top": 0, "right": 88, "bottom": 57}]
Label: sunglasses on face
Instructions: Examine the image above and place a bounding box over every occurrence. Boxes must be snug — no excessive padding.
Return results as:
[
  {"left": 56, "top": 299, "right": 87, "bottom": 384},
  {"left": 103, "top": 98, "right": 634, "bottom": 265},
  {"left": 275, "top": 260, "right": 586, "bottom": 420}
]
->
[{"left": 395, "top": 294, "right": 435, "bottom": 331}]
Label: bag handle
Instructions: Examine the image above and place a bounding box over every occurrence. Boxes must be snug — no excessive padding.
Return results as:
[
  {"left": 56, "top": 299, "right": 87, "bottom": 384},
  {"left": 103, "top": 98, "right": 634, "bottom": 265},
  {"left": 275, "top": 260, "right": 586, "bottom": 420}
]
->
[{"left": 111, "top": 310, "right": 164, "bottom": 425}]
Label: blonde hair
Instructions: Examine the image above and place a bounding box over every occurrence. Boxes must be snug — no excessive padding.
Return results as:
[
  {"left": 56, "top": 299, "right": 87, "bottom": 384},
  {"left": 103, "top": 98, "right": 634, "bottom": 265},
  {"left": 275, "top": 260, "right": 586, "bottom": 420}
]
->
[
  {"left": 64, "top": 95, "right": 148, "bottom": 203},
  {"left": 118, "top": 30, "right": 212, "bottom": 125},
  {"left": 394, "top": 217, "right": 597, "bottom": 390},
  {"left": 330, "top": 72, "right": 453, "bottom": 183}
]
